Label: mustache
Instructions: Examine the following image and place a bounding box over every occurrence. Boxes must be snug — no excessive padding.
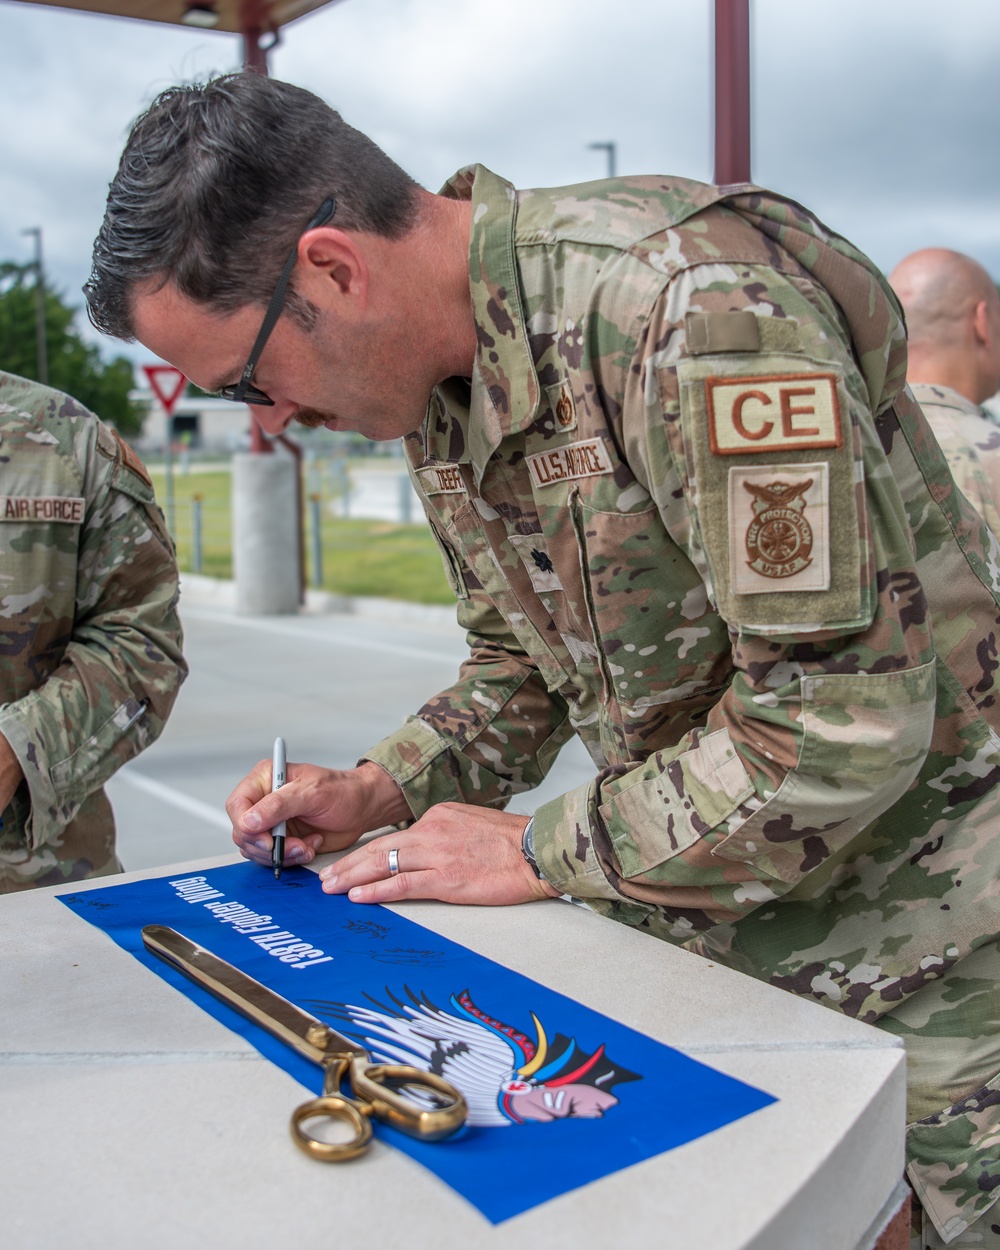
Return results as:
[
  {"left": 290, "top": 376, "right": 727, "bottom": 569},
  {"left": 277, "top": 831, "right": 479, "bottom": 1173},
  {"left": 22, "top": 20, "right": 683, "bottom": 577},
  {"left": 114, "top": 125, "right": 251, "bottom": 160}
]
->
[{"left": 293, "top": 407, "right": 336, "bottom": 429}]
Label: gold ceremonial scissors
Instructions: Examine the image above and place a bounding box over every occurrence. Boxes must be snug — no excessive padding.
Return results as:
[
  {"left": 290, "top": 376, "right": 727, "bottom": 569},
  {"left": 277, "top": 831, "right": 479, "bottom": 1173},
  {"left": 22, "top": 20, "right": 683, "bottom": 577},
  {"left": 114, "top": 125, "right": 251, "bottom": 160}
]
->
[{"left": 142, "top": 924, "right": 467, "bottom": 1161}]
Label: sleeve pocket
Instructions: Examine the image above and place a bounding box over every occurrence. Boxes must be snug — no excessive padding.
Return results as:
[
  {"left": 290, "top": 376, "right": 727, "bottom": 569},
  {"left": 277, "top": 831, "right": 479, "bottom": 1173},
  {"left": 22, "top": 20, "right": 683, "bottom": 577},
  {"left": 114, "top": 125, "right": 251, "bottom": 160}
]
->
[{"left": 599, "top": 728, "right": 754, "bottom": 878}]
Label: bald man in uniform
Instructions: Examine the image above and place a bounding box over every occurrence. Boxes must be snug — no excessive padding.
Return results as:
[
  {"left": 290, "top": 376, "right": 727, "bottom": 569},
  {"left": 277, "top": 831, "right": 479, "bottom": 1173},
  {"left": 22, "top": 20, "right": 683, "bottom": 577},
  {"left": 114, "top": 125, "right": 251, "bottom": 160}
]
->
[{"left": 889, "top": 248, "right": 1000, "bottom": 537}]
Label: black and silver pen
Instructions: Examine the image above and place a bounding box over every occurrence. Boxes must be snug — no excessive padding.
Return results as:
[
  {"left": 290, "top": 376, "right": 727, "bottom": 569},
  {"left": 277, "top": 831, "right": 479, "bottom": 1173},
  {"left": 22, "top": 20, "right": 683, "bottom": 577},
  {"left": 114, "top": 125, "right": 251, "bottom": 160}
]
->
[{"left": 270, "top": 736, "right": 287, "bottom": 879}]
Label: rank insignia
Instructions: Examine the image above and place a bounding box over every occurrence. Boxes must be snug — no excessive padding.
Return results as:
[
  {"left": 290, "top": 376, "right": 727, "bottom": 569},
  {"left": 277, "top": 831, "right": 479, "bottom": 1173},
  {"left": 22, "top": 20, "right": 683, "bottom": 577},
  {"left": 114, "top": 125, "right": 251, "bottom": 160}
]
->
[{"left": 507, "top": 533, "right": 564, "bottom": 592}]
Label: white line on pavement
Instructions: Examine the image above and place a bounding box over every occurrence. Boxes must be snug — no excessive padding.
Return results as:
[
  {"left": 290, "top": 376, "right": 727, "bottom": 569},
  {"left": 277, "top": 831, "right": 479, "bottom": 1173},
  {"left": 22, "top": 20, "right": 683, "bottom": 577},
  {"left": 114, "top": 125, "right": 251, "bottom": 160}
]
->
[
  {"left": 117, "top": 768, "right": 232, "bottom": 831},
  {"left": 180, "top": 606, "right": 461, "bottom": 664}
]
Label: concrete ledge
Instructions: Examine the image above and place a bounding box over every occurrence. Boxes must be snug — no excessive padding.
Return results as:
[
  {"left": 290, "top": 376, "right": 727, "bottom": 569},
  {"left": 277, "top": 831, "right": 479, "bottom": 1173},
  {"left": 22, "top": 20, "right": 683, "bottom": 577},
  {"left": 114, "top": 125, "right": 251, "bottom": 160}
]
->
[
  {"left": 179, "top": 573, "right": 457, "bottom": 626},
  {"left": 856, "top": 1180, "right": 911, "bottom": 1250}
]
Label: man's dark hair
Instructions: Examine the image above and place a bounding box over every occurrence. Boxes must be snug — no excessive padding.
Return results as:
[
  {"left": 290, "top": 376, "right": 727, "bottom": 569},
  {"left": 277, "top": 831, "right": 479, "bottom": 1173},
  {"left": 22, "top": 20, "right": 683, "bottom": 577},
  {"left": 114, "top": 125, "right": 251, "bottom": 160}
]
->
[{"left": 85, "top": 72, "right": 421, "bottom": 341}]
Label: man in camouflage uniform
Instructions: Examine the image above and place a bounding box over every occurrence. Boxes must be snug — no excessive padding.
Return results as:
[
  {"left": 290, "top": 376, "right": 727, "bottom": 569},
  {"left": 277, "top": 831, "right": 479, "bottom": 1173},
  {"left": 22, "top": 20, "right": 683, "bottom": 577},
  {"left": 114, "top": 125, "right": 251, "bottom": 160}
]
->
[
  {"left": 889, "top": 248, "right": 1000, "bottom": 538},
  {"left": 0, "top": 371, "right": 186, "bottom": 891},
  {"left": 85, "top": 74, "right": 1000, "bottom": 1247}
]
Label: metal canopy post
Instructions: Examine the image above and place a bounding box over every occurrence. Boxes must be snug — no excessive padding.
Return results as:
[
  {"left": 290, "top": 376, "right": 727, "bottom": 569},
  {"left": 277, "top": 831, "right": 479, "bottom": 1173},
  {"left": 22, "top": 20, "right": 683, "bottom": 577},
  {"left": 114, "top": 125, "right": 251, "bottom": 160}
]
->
[
  {"left": 241, "top": 0, "right": 280, "bottom": 75},
  {"left": 713, "top": 0, "right": 751, "bottom": 186},
  {"left": 240, "top": 0, "right": 274, "bottom": 454},
  {"left": 242, "top": 24, "right": 268, "bottom": 72}
]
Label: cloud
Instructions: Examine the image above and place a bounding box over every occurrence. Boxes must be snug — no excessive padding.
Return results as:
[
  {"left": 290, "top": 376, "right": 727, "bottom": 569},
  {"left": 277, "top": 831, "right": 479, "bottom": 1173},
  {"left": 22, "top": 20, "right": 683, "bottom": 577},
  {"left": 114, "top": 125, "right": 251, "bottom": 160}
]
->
[
  {"left": 0, "top": 0, "right": 998, "bottom": 371},
  {"left": 751, "top": 0, "right": 1000, "bottom": 271}
]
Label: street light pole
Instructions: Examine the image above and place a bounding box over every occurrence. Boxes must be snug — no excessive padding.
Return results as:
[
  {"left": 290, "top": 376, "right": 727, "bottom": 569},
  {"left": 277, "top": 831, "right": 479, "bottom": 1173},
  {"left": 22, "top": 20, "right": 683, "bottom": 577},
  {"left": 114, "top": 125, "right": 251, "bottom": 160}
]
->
[
  {"left": 587, "top": 141, "right": 617, "bottom": 179},
  {"left": 21, "top": 227, "right": 48, "bottom": 386}
]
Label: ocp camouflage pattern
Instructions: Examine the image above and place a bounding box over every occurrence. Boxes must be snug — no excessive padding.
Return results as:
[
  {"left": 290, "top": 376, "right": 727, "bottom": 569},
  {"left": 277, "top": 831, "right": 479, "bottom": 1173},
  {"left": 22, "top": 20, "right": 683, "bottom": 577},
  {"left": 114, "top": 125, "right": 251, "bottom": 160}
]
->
[
  {"left": 0, "top": 371, "right": 186, "bottom": 892},
  {"left": 361, "top": 167, "right": 1000, "bottom": 1243},
  {"left": 910, "top": 381, "right": 1000, "bottom": 541}
]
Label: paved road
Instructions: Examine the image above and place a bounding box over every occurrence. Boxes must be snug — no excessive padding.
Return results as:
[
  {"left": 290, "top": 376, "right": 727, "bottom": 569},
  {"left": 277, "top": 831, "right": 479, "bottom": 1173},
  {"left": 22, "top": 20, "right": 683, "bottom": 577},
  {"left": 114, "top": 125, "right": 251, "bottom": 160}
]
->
[{"left": 108, "top": 599, "right": 597, "bottom": 872}]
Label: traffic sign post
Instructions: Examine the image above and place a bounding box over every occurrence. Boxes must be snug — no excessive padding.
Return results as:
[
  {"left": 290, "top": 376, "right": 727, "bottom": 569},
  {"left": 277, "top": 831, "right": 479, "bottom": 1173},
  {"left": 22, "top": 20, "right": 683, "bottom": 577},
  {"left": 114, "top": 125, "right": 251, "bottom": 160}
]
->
[
  {"left": 143, "top": 364, "right": 186, "bottom": 536},
  {"left": 143, "top": 365, "right": 186, "bottom": 416}
]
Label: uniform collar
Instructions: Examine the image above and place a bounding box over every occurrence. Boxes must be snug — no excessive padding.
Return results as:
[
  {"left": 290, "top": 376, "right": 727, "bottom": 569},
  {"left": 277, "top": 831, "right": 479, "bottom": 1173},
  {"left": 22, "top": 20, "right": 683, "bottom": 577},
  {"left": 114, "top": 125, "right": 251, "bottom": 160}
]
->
[
  {"left": 909, "top": 381, "right": 989, "bottom": 419},
  {"left": 439, "top": 165, "right": 541, "bottom": 482}
]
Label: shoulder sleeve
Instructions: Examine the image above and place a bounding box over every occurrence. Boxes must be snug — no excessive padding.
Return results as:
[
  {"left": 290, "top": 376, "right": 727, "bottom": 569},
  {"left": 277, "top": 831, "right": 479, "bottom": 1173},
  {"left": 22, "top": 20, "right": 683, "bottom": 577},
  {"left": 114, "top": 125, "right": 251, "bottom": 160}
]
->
[
  {"left": 531, "top": 266, "right": 937, "bottom": 936},
  {"left": 0, "top": 412, "right": 187, "bottom": 850}
]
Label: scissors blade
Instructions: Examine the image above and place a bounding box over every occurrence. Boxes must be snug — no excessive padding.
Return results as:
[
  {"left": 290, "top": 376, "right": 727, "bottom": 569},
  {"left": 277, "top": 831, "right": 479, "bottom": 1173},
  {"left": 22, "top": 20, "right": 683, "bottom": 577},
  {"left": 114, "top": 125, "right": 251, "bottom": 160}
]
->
[{"left": 141, "top": 924, "right": 365, "bottom": 1066}]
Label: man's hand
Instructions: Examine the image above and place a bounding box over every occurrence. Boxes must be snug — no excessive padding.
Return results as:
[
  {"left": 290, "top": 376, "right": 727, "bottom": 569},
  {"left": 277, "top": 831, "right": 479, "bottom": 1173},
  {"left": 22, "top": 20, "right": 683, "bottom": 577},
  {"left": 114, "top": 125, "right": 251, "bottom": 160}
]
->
[
  {"left": 318, "top": 802, "right": 560, "bottom": 906},
  {"left": 226, "top": 759, "right": 411, "bottom": 868},
  {"left": 0, "top": 732, "right": 24, "bottom": 814}
]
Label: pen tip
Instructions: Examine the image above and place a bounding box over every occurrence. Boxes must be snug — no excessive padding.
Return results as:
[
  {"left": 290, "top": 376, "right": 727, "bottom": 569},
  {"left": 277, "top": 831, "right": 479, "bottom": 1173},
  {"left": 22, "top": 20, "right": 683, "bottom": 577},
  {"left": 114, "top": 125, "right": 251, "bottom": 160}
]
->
[{"left": 274, "top": 866, "right": 281, "bottom": 880}]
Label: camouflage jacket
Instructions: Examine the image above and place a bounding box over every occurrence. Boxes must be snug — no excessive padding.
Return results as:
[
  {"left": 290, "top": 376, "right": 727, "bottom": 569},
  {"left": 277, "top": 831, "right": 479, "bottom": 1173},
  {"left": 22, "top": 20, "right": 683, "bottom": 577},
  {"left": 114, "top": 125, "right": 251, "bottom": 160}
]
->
[
  {"left": 362, "top": 168, "right": 1000, "bottom": 1242},
  {"left": 0, "top": 372, "right": 186, "bottom": 892},
  {"left": 911, "top": 381, "right": 1000, "bottom": 541}
]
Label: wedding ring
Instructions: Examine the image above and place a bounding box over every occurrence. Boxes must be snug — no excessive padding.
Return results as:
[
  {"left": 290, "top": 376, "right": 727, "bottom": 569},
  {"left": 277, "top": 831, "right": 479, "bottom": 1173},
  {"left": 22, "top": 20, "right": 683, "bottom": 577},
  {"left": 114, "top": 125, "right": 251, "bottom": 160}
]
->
[{"left": 387, "top": 848, "right": 400, "bottom": 876}]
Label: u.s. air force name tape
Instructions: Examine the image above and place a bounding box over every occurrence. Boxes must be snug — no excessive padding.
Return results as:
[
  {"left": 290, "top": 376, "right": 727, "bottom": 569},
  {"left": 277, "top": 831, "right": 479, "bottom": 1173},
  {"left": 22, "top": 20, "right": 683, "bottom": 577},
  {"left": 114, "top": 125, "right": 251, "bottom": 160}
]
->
[
  {"left": 0, "top": 495, "right": 85, "bottom": 523},
  {"left": 527, "top": 437, "right": 612, "bottom": 488}
]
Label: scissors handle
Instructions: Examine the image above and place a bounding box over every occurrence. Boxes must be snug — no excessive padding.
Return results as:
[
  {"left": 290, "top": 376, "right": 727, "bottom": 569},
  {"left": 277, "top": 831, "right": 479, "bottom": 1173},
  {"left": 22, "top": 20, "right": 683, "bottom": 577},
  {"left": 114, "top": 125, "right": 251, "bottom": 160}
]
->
[
  {"left": 350, "top": 1060, "right": 467, "bottom": 1141},
  {"left": 289, "top": 1055, "right": 467, "bottom": 1163},
  {"left": 290, "top": 1093, "right": 374, "bottom": 1162}
]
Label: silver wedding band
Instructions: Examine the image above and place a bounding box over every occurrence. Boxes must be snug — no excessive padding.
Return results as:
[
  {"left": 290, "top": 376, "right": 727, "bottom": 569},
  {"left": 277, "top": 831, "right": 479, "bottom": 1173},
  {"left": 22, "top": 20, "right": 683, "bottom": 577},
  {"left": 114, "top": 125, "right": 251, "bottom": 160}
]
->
[{"left": 387, "top": 848, "right": 400, "bottom": 876}]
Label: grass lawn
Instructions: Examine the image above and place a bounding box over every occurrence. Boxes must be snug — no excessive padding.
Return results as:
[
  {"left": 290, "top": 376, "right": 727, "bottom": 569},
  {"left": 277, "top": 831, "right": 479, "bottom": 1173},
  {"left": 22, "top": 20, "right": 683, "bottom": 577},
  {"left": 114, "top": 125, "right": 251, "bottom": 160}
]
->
[{"left": 148, "top": 466, "right": 455, "bottom": 605}]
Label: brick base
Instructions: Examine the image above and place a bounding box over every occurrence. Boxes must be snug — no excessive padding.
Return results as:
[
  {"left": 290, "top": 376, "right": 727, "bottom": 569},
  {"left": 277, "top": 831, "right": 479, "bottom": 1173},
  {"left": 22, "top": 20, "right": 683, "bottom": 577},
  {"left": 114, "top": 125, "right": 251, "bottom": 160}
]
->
[{"left": 874, "top": 1190, "right": 911, "bottom": 1250}]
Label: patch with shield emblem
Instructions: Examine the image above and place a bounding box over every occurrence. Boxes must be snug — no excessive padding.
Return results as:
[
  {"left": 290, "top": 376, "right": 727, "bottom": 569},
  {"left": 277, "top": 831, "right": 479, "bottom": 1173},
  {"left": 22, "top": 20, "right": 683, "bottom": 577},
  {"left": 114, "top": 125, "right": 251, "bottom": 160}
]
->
[{"left": 729, "top": 463, "right": 830, "bottom": 595}]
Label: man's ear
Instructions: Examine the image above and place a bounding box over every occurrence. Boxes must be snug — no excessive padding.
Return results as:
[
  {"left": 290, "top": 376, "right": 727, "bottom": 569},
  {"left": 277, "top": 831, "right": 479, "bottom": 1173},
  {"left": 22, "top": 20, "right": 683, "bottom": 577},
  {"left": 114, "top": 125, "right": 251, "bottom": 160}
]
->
[
  {"left": 298, "top": 227, "right": 369, "bottom": 306},
  {"left": 972, "top": 298, "right": 991, "bottom": 348}
]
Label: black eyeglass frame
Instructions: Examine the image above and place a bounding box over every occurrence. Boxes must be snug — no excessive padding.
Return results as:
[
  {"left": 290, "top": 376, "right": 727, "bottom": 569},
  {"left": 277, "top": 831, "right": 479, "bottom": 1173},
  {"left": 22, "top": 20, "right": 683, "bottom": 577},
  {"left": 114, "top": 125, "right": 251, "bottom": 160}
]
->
[{"left": 219, "top": 197, "right": 337, "bottom": 406}]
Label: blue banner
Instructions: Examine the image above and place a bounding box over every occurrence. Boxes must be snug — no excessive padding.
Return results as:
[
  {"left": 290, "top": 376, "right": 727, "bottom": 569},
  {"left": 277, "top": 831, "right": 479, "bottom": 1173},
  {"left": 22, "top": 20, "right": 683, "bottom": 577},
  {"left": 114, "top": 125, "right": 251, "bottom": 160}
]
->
[{"left": 59, "top": 862, "right": 775, "bottom": 1223}]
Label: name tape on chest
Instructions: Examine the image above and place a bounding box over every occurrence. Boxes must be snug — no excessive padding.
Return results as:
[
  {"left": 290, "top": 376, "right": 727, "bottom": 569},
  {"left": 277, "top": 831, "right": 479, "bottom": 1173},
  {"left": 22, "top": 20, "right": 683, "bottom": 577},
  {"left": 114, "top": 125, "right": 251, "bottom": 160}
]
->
[
  {"left": 527, "top": 438, "right": 612, "bottom": 489},
  {"left": 0, "top": 495, "right": 85, "bottom": 524},
  {"left": 416, "top": 464, "right": 466, "bottom": 496},
  {"left": 707, "top": 373, "right": 842, "bottom": 455}
]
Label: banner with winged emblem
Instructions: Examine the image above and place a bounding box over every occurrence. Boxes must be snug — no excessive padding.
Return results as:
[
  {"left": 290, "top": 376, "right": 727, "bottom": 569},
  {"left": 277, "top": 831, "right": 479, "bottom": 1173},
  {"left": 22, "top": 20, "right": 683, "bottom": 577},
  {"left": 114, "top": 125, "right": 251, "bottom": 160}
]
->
[{"left": 60, "top": 862, "right": 776, "bottom": 1223}]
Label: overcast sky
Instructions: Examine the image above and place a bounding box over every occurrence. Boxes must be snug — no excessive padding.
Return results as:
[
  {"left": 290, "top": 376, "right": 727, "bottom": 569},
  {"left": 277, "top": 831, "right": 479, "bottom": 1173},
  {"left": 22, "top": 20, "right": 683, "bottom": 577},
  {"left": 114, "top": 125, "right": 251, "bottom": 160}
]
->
[{"left": 1, "top": 0, "right": 998, "bottom": 369}]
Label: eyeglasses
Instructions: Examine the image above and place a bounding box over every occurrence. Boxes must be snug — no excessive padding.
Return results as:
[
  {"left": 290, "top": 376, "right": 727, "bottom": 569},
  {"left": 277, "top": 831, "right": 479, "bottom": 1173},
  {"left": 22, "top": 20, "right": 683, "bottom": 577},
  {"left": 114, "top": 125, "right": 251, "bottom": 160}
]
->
[{"left": 219, "top": 197, "right": 337, "bottom": 406}]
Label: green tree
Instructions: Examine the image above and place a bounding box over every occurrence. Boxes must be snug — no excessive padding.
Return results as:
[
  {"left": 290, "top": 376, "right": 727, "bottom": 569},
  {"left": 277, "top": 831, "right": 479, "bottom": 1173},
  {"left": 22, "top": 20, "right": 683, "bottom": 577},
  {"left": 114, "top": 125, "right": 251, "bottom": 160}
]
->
[{"left": 0, "top": 262, "right": 142, "bottom": 437}]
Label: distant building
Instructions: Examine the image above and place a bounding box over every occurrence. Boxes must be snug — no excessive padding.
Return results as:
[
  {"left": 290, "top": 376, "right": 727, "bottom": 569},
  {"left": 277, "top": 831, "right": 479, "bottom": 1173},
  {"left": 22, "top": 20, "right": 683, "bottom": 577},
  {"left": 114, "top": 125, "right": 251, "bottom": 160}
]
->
[
  {"left": 130, "top": 389, "right": 252, "bottom": 454},
  {"left": 129, "top": 388, "right": 405, "bottom": 458}
]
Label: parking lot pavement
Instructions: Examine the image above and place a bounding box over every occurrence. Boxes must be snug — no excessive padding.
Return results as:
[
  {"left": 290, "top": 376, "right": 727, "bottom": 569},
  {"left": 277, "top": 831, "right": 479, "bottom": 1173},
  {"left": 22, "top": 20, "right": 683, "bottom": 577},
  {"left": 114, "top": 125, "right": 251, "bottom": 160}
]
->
[{"left": 108, "top": 600, "right": 598, "bottom": 872}]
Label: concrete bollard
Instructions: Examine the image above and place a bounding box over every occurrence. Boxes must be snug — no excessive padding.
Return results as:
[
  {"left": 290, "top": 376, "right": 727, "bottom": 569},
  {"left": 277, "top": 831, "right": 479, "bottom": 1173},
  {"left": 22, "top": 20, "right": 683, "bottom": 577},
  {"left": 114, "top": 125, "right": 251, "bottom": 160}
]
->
[{"left": 232, "top": 452, "right": 300, "bottom": 615}]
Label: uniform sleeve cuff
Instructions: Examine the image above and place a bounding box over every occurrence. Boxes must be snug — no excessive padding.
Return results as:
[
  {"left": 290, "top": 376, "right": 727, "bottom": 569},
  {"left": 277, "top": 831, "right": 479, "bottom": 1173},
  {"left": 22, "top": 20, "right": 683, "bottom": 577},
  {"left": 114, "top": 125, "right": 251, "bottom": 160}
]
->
[
  {"left": 359, "top": 715, "right": 465, "bottom": 818},
  {"left": 0, "top": 697, "right": 60, "bottom": 849},
  {"left": 530, "top": 781, "right": 620, "bottom": 900}
]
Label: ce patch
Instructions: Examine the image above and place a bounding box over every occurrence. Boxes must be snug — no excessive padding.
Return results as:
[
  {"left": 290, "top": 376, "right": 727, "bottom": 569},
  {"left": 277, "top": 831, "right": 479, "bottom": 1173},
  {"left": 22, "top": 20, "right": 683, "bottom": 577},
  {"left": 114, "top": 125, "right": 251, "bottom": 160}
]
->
[
  {"left": 674, "top": 353, "right": 872, "bottom": 636},
  {"left": 707, "top": 373, "right": 842, "bottom": 456}
]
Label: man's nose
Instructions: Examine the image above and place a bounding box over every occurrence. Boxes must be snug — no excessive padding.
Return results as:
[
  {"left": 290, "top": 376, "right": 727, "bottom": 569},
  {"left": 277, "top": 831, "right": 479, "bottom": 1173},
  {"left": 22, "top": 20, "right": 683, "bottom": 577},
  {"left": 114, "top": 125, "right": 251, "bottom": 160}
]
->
[{"left": 252, "top": 403, "right": 295, "bottom": 437}]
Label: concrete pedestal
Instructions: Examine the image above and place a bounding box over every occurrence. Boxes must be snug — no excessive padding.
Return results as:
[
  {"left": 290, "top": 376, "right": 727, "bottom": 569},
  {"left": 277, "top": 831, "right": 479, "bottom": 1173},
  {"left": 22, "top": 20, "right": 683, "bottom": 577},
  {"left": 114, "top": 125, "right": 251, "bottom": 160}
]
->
[
  {"left": 232, "top": 452, "right": 299, "bottom": 614},
  {"left": 2, "top": 849, "right": 908, "bottom": 1250}
]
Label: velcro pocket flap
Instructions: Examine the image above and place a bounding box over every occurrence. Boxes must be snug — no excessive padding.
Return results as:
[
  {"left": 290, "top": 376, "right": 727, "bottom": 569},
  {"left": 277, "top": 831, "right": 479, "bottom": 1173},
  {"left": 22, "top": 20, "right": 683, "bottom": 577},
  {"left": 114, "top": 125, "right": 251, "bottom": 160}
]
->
[{"left": 599, "top": 729, "right": 754, "bottom": 878}]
